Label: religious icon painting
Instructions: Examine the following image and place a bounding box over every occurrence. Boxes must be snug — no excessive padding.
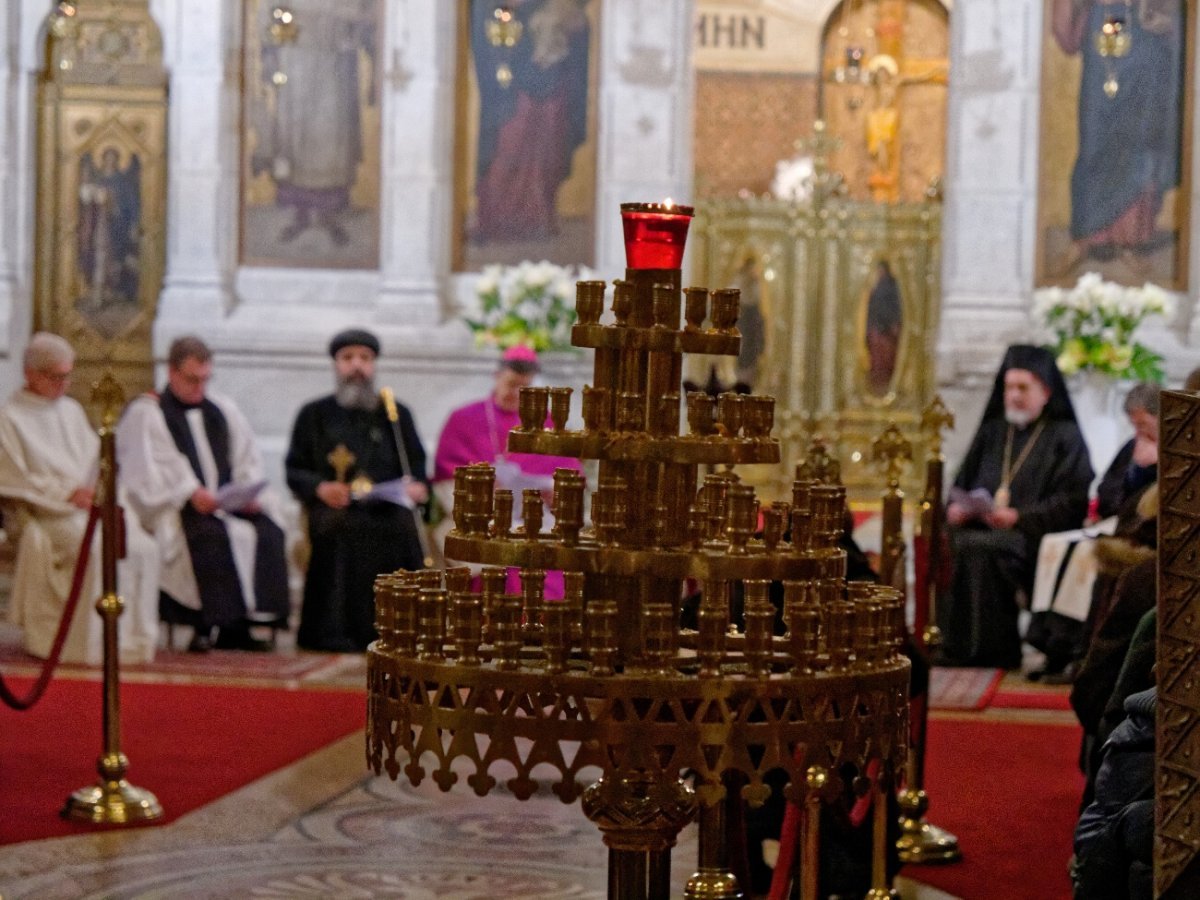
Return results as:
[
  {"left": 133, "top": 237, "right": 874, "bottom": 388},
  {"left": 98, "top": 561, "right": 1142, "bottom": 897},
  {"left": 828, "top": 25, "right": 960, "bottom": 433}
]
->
[
  {"left": 1035, "top": 0, "right": 1191, "bottom": 289},
  {"left": 74, "top": 146, "right": 143, "bottom": 340},
  {"left": 239, "top": 0, "right": 382, "bottom": 269},
  {"left": 454, "top": 0, "right": 599, "bottom": 271},
  {"left": 860, "top": 258, "right": 904, "bottom": 399}
]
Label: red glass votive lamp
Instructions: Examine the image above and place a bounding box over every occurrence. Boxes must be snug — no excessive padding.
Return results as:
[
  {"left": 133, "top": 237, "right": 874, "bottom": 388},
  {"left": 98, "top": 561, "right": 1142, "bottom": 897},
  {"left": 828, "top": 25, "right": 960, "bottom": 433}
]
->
[{"left": 620, "top": 201, "right": 695, "bottom": 270}]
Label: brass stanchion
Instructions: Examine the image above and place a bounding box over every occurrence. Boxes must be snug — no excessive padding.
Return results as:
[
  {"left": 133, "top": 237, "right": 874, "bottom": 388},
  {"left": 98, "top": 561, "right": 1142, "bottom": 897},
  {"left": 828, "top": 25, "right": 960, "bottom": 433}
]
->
[
  {"left": 864, "top": 765, "right": 900, "bottom": 900},
  {"left": 799, "top": 767, "right": 827, "bottom": 900},
  {"left": 871, "top": 424, "right": 911, "bottom": 594},
  {"left": 63, "top": 374, "right": 162, "bottom": 824},
  {"left": 684, "top": 784, "right": 743, "bottom": 899},
  {"left": 895, "top": 397, "right": 958, "bottom": 864}
]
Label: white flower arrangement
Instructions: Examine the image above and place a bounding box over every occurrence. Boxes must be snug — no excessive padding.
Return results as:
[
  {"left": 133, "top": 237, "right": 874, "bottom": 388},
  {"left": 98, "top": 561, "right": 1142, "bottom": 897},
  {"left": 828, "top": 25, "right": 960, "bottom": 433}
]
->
[
  {"left": 467, "top": 260, "right": 594, "bottom": 352},
  {"left": 1032, "top": 272, "right": 1175, "bottom": 381},
  {"left": 770, "top": 155, "right": 815, "bottom": 203}
]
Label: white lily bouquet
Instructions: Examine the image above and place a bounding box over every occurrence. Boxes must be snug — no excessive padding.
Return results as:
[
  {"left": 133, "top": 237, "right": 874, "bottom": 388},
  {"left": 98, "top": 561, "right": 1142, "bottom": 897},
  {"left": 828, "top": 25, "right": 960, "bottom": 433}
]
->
[
  {"left": 467, "top": 260, "right": 594, "bottom": 352},
  {"left": 1032, "top": 273, "right": 1174, "bottom": 381}
]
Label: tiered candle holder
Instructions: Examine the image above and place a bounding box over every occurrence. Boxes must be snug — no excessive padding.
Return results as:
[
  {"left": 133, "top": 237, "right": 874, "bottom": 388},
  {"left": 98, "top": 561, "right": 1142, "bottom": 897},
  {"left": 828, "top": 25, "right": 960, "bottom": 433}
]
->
[{"left": 368, "top": 203, "right": 910, "bottom": 900}]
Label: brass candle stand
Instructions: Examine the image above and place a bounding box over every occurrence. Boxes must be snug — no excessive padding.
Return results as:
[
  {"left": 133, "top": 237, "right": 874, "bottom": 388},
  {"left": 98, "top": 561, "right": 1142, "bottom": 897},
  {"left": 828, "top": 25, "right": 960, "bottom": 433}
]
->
[
  {"left": 368, "top": 208, "right": 910, "bottom": 899},
  {"left": 63, "top": 374, "right": 162, "bottom": 825}
]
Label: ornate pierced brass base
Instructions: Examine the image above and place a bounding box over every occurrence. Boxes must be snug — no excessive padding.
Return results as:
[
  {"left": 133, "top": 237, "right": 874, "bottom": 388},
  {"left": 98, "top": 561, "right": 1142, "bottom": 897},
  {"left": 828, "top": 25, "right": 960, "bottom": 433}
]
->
[
  {"left": 63, "top": 753, "right": 162, "bottom": 824},
  {"left": 896, "top": 788, "right": 961, "bottom": 864}
]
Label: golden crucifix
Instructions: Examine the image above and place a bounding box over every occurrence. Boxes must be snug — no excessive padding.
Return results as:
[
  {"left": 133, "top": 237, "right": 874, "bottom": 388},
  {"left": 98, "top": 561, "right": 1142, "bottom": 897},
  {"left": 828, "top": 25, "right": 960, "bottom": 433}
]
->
[{"left": 327, "top": 443, "right": 356, "bottom": 483}]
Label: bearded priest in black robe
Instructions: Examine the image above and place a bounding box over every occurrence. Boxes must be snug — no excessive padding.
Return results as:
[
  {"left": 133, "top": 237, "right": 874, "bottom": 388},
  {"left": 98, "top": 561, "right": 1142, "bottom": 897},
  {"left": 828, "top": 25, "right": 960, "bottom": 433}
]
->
[
  {"left": 937, "top": 344, "right": 1093, "bottom": 668},
  {"left": 286, "top": 329, "right": 429, "bottom": 652}
]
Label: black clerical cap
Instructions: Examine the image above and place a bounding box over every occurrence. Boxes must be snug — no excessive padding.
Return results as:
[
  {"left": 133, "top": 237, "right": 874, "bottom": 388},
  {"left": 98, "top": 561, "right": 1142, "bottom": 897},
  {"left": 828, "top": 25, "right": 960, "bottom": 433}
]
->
[
  {"left": 329, "top": 328, "right": 380, "bottom": 358},
  {"left": 980, "top": 343, "right": 1077, "bottom": 424}
]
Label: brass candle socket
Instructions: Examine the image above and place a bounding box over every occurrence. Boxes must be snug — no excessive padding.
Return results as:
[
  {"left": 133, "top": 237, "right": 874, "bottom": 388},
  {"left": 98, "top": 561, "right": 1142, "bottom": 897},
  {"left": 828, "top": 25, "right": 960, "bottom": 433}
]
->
[
  {"left": 762, "top": 502, "right": 789, "bottom": 550},
  {"left": 652, "top": 392, "right": 680, "bottom": 437},
  {"left": 549, "top": 387, "right": 573, "bottom": 432},
  {"left": 576, "top": 279, "right": 607, "bottom": 325},
  {"left": 724, "top": 483, "right": 758, "bottom": 554},
  {"left": 716, "top": 392, "right": 744, "bottom": 437},
  {"left": 743, "top": 395, "right": 775, "bottom": 439},
  {"left": 518, "top": 386, "right": 550, "bottom": 432},
  {"left": 616, "top": 391, "right": 646, "bottom": 432},
  {"left": 611, "top": 280, "right": 634, "bottom": 326},
  {"left": 709, "top": 288, "right": 740, "bottom": 333},
  {"left": 552, "top": 468, "right": 586, "bottom": 545},
  {"left": 581, "top": 385, "right": 612, "bottom": 432},
  {"left": 522, "top": 488, "right": 544, "bottom": 539},
  {"left": 652, "top": 283, "right": 679, "bottom": 329},
  {"left": 683, "top": 287, "right": 708, "bottom": 331},
  {"left": 686, "top": 391, "right": 717, "bottom": 436},
  {"left": 453, "top": 464, "right": 496, "bottom": 536},
  {"left": 492, "top": 489, "right": 514, "bottom": 539}
]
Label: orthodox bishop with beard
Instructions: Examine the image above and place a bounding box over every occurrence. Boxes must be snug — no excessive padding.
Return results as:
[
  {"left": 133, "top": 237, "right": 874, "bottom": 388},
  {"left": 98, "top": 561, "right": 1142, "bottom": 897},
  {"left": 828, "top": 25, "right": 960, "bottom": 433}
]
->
[
  {"left": 285, "top": 329, "right": 429, "bottom": 652},
  {"left": 938, "top": 344, "right": 1094, "bottom": 668}
]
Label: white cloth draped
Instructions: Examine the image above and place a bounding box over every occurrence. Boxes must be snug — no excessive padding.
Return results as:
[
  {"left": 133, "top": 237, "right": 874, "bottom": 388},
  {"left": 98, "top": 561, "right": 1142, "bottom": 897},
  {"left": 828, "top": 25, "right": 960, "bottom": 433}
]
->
[
  {"left": 1030, "top": 516, "right": 1119, "bottom": 622},
  {"left": 0, "top": 389, "right": 158, "bottom": 665}
]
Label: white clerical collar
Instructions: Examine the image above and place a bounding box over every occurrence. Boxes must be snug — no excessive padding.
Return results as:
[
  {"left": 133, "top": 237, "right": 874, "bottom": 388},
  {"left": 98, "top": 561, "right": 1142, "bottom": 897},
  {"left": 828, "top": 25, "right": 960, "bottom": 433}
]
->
[{"left": 17, "top": 388, "right": 61, "bottom": 408}]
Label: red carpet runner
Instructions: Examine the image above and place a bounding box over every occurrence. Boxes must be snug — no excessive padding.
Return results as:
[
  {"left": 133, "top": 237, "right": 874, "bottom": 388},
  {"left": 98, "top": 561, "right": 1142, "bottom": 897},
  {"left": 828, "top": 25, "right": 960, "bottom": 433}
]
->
[
  {"left": 0, "top": 676, "right": 364, "bottom": 845},
  {"left": 910, "top": 716, "right": 1084, "bottom": 900}
]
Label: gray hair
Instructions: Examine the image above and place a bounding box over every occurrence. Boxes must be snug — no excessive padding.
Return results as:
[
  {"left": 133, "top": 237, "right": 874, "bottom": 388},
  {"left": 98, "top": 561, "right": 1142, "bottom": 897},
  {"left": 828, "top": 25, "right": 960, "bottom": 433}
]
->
[
  {"left": 1123, "top": 381, "right": 1160, "bottom": 416},
  {"left": 23, "top": 332, "right": 75, "bottom": 372}
]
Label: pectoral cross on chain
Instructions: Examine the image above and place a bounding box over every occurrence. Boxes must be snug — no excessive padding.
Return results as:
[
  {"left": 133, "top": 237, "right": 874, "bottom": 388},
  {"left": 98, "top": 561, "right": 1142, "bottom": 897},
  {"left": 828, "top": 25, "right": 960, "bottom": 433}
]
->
[{"left": 327, "top": 443, "right": 357, "bottom": 484}]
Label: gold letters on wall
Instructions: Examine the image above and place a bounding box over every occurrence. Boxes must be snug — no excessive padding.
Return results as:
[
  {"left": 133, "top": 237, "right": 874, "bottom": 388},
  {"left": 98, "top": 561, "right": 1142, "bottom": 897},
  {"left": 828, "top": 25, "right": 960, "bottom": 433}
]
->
[{"left": 35, "top": 0, "right": 167, "bottom": 403}]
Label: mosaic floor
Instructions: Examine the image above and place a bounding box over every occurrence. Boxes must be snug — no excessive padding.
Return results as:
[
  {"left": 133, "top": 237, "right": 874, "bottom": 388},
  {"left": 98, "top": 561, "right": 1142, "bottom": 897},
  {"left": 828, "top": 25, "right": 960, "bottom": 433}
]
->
[{"left": 0, "top": 727, "right": 957, "bottom": 899}]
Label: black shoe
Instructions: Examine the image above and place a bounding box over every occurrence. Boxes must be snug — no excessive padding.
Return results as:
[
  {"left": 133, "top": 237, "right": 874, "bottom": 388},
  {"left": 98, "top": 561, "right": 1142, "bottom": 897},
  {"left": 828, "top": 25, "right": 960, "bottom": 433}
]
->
[
  {"left": 187, "top": 633, "right": 213, "bottom": 653},
  {"left": 214, "top": 623, "right": 273, "bottom": 652},
  {"left": 1041, "top": 662, "right": 1080, "bottom": 686},
  {"left": 1027, "top": 657, "right": 1070, "bottom": 682}
]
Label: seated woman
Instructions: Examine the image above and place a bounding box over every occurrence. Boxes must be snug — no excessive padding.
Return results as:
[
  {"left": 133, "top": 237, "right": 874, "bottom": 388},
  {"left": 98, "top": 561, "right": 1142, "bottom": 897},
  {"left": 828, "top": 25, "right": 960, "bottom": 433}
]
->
[{"left": 1025, "top": 381, "right": 1159, "bottom": 681}]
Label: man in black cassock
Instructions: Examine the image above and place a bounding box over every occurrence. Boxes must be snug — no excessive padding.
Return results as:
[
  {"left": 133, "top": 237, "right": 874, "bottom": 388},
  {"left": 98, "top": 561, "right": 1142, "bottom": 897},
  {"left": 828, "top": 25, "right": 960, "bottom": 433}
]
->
[
  {"left": 938, "top": 344, "right": 1093, "bottom": 668},
  {"left": 286, "top": 329, "right": 429, "bottom": 652}
]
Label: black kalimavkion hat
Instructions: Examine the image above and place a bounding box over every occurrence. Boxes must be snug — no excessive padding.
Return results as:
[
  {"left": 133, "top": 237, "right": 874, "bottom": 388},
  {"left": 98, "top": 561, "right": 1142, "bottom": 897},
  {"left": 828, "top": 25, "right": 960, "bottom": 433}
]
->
[{"left": 328, "top": 328, "right": 380, "bottom": 358}]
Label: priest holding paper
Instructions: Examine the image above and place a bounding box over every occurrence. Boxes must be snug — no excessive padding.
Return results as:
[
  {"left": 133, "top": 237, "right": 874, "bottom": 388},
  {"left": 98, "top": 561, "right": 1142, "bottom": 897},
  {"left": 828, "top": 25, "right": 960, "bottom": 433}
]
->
[
  {"left": 285, "top": 329, "right": 430, "bottom": 652},
  {"left": 118, "top": 336, "right": 290, "bottom": 652}
]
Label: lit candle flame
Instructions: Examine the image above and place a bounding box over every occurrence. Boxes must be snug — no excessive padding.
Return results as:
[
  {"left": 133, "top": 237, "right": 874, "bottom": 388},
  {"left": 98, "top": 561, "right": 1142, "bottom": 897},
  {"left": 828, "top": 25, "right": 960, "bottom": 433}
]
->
[{"left": 663, "top": 197, "right": 674, "bottom": 209}]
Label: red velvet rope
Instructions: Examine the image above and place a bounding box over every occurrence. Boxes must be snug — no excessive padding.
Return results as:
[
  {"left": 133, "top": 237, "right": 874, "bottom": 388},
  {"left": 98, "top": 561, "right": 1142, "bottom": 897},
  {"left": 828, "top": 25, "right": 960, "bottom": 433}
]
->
[{"left": 0, "top": 504, "right": 100, "bottom": 710}]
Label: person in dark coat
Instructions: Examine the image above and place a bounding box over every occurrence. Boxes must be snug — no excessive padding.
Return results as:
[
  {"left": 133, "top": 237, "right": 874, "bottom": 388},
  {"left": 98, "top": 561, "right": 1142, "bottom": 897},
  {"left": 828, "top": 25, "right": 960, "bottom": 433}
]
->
[{"left": 1072, "top": 686, "right": 1155, "bottom": 900}]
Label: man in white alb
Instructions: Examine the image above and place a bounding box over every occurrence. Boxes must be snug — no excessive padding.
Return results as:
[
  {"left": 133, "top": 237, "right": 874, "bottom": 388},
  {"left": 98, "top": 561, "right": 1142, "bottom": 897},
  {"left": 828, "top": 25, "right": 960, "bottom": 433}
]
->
[
  {"left": 118, "top": 336, "right": 289, "bottom": 652},
  {"left": 0, "top": 332, "right": 159, "bottom": 665}
]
